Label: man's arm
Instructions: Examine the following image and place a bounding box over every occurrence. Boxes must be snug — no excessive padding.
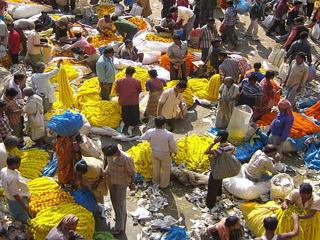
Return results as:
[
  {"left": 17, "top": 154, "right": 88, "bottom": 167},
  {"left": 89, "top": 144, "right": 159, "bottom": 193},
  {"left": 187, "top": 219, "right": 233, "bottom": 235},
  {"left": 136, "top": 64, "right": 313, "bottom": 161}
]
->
[
  {"left": 278, "top": 214, "right": 299, "bottom": 239},
  {"left": 169, "top": 134, "right": 177, "bottom": 154}
]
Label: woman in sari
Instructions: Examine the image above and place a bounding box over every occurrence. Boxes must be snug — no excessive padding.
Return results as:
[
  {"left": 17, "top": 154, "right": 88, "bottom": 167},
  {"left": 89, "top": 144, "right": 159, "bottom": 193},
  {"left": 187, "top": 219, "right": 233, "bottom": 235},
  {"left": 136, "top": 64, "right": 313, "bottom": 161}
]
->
[
  {"left": 55, "top": 133, "right": 82, "bottom": 186},
  {"left": 145, "top": 69, "right": 167, "bottom": 118},
  {"left": 252, "top": 70, "right": 281, "bottom": 122}
]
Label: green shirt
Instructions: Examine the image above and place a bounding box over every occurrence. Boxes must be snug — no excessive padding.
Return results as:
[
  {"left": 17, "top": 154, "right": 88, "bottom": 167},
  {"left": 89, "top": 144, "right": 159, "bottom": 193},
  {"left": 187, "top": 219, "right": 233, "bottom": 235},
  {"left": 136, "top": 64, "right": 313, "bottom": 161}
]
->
[{"left": 114, "top": 18, "right": 137, "bottom": 35}]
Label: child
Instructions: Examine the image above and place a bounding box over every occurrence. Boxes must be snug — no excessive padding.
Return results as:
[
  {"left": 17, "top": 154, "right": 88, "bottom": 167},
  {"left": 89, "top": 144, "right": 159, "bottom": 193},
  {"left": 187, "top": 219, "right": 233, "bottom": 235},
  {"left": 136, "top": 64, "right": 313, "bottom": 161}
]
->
[
  {"left": 7, "top": 23, "right": 20, "bottom": 64},
  {"left": 255, "top": 214, "right": 299, "bottom": 240}
]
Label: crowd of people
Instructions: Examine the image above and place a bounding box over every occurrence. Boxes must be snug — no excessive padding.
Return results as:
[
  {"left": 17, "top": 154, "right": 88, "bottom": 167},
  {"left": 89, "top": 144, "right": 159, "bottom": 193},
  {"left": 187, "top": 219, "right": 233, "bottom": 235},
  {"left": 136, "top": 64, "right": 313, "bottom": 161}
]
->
[{"left": 0, "top": 0, "right": 318, "bottom": 238}]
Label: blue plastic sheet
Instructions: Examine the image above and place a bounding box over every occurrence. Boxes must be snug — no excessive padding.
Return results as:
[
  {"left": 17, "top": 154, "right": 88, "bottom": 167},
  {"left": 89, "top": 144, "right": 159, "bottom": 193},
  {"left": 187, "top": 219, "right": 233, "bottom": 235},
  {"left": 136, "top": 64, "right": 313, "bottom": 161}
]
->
[
  {"left": 235, "top": 0, "right": 251, "bottom": 14},
  {"left": 48, "top": 111, "right": 83, "bottom": 136},
  {"left": 298, "top": 98, "right": 317, "bottom": 110},
  {"left": 72, "top": 189, "right": 98, "bottom": 214},
  {"left": 135, "top": 173, "right": 144, "bottom": 183},
  {"left": 164, "top": 226, "right": 189, "bottom": 240},
  {"left": 42, "top": 153, "right": 58, "bottom": 177},
  {"left": 305, "top": 142, "right": 320, "bottom": 170},
  {"left": 235, "top": 139, "right": 264, "bottom": 163}
]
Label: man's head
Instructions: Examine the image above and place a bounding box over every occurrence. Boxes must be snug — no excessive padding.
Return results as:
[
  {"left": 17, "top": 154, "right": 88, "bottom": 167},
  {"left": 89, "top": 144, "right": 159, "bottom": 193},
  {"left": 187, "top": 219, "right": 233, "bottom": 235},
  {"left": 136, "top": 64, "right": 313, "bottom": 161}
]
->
[
  {"left": 253, "top": 62, "right": 262, "bottom": 71},
  {"left": 74, "top": 160, "right": 88, "bottom": 175},
  {"left": 3, "top": 135, "right": 20, "bottom": 150},
  {"left": 293, "top": 0, "right": 302, "bottom": 7},
  {"left": 35, "top": 23, "right": 43, "bottom": 32},
  {"left": 248, "top": 74, "right": 258, "bottom": 85},
  {"left": 5, "top": 88, "right": 18, "bottom": 100},
  {"left": 103, "top": 46, "right": 114, "bottom": 58},
  {"left": 219, "top": 52, "right": 228, "bottom": 61},
  {"left": 75, "top": 14, "right": 83, "bottom": 22},
  {"left": 0, "top": 100, "right": 7, "bottom": 113},
  {"left": 265, "top": 70, "right": 275, "bottom": 79},
  {"left": 36, "top": 62, "right": 46, "bottom": 73},
  {"left": 125, "top": 66, "right": 136, "bottom": 77},
  {"left": 165, "top": 14, "right": 173, "bottom": 21},
  {"left": 125, "top": 39, "right": 133, "bottom": 49},
  {"left": 104, "top": 14, "right": 111, "bottom": 22},
  {"left": 172, "top": 34, "right": 181, "bottom": 45},
  {"left": 263, "top": 144, "right": 278, "bottom": 157},
  {"left": 169, "top": 6, "right": 178, "bottom": 19},
  {"left": 226, "top": 0, "right": 234, "bottom": 7},
  {"left": 224, "top": 76, "right": 234, "bottom": 88},
  {"left": 207, "top": 17, "right": 215, "bottom": 28},
  {"left": 7, "top": 156, "right": 21, "bottom": 170},
  {"left": 217, "top": 130, "right": 229, "bottom": 143},
  {"left": 295, "top": 52, "right": 306, "bottom": 64},
  {"left": 278, "top": 99, "right": 292, "bottom": 114},
  {"left": 111, "top": 15, "right": 118, "bottom": 22},
  {"left": 102, "top": 144, "right": 120, "bottom": 158},
  {"left": 211, "top": 39, "right": 221, "bottom": 47},
  {"left": 74, "top": 32, "right": 82, "bottom": 39},
  {"left": 23, "top": 87, "right": 34, "bottom": 97},
  {"left": 41, "top": 11, "right": 48, "bottom": 17},
  {"left": 299, "top": 31, "right": 309, "bottom": 40},
  {"left": 148, "top": 69, "right": 158, "bottom": 78},
  {"left": 7, "top": 23, "right": 14, "bottom": 31},
  {"left": 174, "top": 81, "right": 187, "bottom": 93},
  {"left": 299, "top": 183, "right": 313, "bottom": 202},
  {"left": 14, "top": 73, "right": 25, "bottom": 85},
  {"left": 154, "top": 116, "right": 166, "bottom": 129},
  {"left": 293, "top": 16, "right": 304, "bottom": 25},
  {"left": 224, "top": 216, "right": 240, "bottom": 231},
  {"left": 263, "top": 216, "right": 278, "bottom": 232}
]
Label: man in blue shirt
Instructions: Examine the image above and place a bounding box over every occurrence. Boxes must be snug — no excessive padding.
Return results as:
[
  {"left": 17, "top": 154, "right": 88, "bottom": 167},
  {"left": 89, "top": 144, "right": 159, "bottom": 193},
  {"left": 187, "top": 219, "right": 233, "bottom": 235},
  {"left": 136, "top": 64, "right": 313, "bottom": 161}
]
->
[{"left": 96, "top": 47, "right": 115, "bottom": 100}]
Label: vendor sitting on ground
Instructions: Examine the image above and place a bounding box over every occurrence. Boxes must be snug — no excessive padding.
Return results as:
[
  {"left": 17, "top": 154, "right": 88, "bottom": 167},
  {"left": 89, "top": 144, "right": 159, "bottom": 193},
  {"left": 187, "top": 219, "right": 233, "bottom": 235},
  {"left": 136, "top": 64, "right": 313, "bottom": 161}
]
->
[
  {"left": 245, "top": 145, "right": 280, "bottom": 182},
  {"left": 74, "top": 157, "right": 107, "bottom": 203},
  {"left": 111, "top": 15, "right": 138, "bottom": 40},
  {"left": 53, "top": 19, "right": 72, "bottom": 43},
  {"left": 120, "top": 39, "right": 144, "bottom": 62},
  {"left": 37, "top": 11, "right": 54, "bottom": 31},
  {"left": 255, "top": 214, "right": 299, "bottom": 240},
  {"left": 97, "top": 14, "right": 113, "bottom": 36},
  {"left": 282, "top": 183, "right": 320, "bottom": 219},
  {"left": 237, "top": 74, "right": 262, "bottom": 108},
  {"left": 244, "top": 62, "right": 265, "bottom": 82},
  {"left": 201, "top": 215, "right": 244, "bottom": 240},
  {"left": 154, "top": 15, "right": 176, "bottom": 34}
]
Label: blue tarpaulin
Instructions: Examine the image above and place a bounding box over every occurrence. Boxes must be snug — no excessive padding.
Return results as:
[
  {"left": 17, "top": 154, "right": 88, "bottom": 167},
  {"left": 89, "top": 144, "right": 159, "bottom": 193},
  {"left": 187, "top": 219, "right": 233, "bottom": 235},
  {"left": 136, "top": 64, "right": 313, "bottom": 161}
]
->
[
  {"left": 72, "top": 189, "right": 98, "bottom": 214},
  {"left": 42, "top": 153, "right": 58, "bottom": 176},
  {"left": 305, "top": 142, "right": 320, "bottom": 170},
  {"left": 164, "top": 226, "right": 189, "bottom": 240}
]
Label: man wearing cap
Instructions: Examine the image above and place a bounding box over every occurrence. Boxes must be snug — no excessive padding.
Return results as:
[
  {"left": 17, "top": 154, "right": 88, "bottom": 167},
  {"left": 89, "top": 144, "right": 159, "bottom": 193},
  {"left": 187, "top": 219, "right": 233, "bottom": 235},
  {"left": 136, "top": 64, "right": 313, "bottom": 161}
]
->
[
  {"left": 167, "top": 34, "right": 188, "bottom": 81},
  {"left": 199, "top": 18, "right": 218, "bottom": 62},
  {"left": 96, "top": 47, "right": 115, "bottom": 100}
]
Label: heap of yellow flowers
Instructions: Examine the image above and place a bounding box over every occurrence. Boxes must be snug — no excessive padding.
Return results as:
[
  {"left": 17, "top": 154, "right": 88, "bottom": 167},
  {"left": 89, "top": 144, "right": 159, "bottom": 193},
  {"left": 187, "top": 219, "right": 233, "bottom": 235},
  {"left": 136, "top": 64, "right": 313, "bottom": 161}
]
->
[
  {"left": 127, "top": 141, "right": 152, "bottom": 179},
  {"left": 128, "top": 17, "right": 147, "bottom": 31},
  {"left": 164, "top": 80, "right": 194, "bottom": 107},
  {"left": 30, "top": 203, "right": 95, "bottom": 240},
  {"left": 88, "top": 34, "right": 122, "bottom": 48},
  {"left": 96, "top": 5, "right": 115, "bottom": 18},
  {"left": 45, "top": 64, "right": 78, "bottom": 83},
  {"left": 188, "top": 74, "right": 221, "bottom": 102},
  {"left": 27, "top": 177, "right": 59, "bottom": 195},
  {"left": 146, "top": 33, "right": 173, "bottom": 43},
  {"left": 9, "top": 148, "right": 49, "bottom": 179},
  {"left": 74, "top": 77, "right": 102, "bottom": 109},
  {"left": 173, "top": 134, "right": 215, "bottom": 172},
  {"left": 54, "top": 66, "right": 75, "bottom": 109},
  {"left": 29, "top": 190, "right": 74, "bottom": 215}
]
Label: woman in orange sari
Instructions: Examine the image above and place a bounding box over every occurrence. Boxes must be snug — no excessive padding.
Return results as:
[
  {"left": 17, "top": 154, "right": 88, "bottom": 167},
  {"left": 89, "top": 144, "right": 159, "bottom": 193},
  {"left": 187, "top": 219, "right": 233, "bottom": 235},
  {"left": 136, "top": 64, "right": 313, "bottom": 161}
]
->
[
  {"left": 55, "top": 133, "right": 82, "bottom": 186},
  {"left": 252, "top": 70, "right": 281, "bottom": 122}
]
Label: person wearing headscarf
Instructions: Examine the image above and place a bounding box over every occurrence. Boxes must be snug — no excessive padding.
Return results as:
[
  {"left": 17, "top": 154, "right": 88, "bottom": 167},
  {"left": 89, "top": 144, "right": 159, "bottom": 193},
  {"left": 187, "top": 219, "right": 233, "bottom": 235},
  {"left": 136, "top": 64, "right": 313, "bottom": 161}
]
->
[
  {"left": 45, "top": 214, "right": 85, "bottom": 240},
  {"left": 269, "top": 99, "right": 294, "bottom": 155}
]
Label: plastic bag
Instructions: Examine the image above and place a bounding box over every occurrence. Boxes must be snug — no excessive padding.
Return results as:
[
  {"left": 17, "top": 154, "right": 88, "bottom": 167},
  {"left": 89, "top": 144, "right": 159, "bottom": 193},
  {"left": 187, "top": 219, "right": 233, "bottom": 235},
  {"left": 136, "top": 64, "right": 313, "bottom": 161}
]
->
[
  {"left": 305, "top": 142, "right": 320, "bottom": 170},
  {"left": 308, "top": 65, "right": 316, "bottom": 82},
  {"left": 42, "top": 154, "right": 58, "bottom": 177},
  {"left": 164, "top": 226, "right": 189, "bottom": 240},
  {"left": 311, "top": 23, "right": 320, "bottom": 40},
  {"left": 12, "top": 5, "right": 52, "bottom": 19},
  {"left": 80, "top": 135, "right": 101, "bottom": 159},
  {"left": 235, "top": 0, "right": 252, "bottom": 14},
  {"left": 72, "top": 189, "right": 99, "bottom": 214},
  {"left": 268, "top": 47, "right": 285, "bottom": 68},
  {"left": 223, "top": 164, "right": 271, "bottom": 200},
  {"left": 227, "top": 105, "right": 253, "bottom": 145},
  {"left": 13, "top": 19, "right": 35, "bottom": 30},
  {"left": 270, "top": 173, "right": 294, "bottom": 200},
  {"left": 130, "top": 3, "right": 143, "bottom": 16},
  {"left": 211, "top": 151, "right": 241, "bottom": 180},
  {"left": 48, "top": 111, "right": 84, "bottom": 136},
  {"left": 142, "top": 51, "right": 161, "bottom": 65},
  {"left": 278, "top": 62, "right": 290, "bottom": 82},
  {"left": 262, "top": 15, "right": 274, "bottom": 28}
]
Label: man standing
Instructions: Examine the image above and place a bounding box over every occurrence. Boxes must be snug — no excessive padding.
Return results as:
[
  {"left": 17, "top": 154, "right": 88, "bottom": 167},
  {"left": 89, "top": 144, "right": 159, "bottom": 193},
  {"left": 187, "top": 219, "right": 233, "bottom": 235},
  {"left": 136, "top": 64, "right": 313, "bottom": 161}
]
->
[
  {"left": 167, "top": 34, "right": 188, "bottom": 81},
  {"left": 7, "top": 23, "right": 21, "bottom": 65},
  {"left": 8, "top": 73, "right": 25, "bottom": 100},
  {"left": 221, "top": 1, "right": 238, "bottom": 49},
  {"left": 102, "top": 145, "right": 136, "bottom": 236},
  {"left": 266, "top": 0, "right": 288, "bottom": 36},
  {"left": 0, "top": 100, "right": 12, "bottom": 141},
  {"left": 111, "top": 15, "right": 138, "bottom": 40},
  {"left": 0, "top": 156, "right": 30, "bottom": 224},
  {"left": 199, "top": 18, "right": 218, "bottom": 62},
  {"left": 157, "top": 81, "right": 187, "bottom": 132},
  {"left": 115, "top": 66, "right": 142, "bottom": 134},
  {"left": 284, "top": 52, "right": 309, "bottom": 105},
  {"left": 219, "top": 52, "right": 241, "bottom": 83},
  {"left": 96, "top": 47, "right": 115, "bottom": 100},
  {"left": 246, "top": 0, "right": 264, "bottom": 41},
  {"left": 170, "top": 6, "right": 196, "bottom": 40},
  {"left": 31, "top": 60, "right": 62, "bottom": 112},
  {"left": 141, "top": 116, "right": 177, "bottom": 188}
]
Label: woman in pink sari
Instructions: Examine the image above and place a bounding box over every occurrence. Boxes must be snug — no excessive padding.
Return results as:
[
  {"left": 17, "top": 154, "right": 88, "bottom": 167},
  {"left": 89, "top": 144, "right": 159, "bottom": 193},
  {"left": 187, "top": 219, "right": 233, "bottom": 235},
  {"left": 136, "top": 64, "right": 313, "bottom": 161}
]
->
[{"left": 252, "top": 70, "right": 281, "bottom": 122}]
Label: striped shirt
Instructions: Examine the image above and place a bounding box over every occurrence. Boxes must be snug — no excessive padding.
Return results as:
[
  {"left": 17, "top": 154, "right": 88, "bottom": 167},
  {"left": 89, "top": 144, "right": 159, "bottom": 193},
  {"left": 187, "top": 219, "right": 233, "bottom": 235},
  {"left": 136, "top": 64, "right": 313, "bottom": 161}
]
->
[
  {"left": 219, "top": 58, "right": 241, "bottom": 82},
  {"left": 0, "top": 113, "right": 12, "bottom": 139},
  {"left": 240, "top": 79, "right": 262, "bottom": 97},
  {"left": 4, "top": 96, "right": 22, "bottom": 126},
  {"left": 211, "top": 142, "right": 235, "bottom": 156},
  {"left": 200, "top": 25, "right": 215, "bottom": 49},
  {"left": 223, "top": 7, "right": 237, "bottom": 26}
]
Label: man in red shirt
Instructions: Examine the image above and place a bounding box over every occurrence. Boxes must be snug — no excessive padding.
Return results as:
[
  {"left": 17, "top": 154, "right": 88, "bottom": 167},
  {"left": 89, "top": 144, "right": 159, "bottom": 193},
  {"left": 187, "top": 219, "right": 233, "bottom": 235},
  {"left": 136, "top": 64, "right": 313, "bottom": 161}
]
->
[
  {"left": 115, "top": 66, "right": 142, "bottom": 134},
  {"left": 7, "top": 24, "right": 20, "bottom": 64}
]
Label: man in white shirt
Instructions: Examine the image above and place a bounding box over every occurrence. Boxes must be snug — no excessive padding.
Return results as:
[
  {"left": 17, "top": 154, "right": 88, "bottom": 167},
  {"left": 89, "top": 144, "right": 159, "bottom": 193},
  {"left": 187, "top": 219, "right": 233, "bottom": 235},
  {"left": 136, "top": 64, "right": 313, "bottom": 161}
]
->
[
  {"left": 0, "top": 156, "right": 30, "bottom": 224},
  {"left": 31, "top": 59, "right": 62, "bottom": 113},
  {"left": 8, "top": 73, "right": 26, "bottom": 100},
  {"left": 245, "top": 145, "right": 280, "bottom": 182},
  {"left": 141, "top": 116, "right": 177, "bottom": 188},
  {"left": 170, "top": 6, "right": 196, "bottom": 40},
  {"left": 0, "top": 19, "right": 8, "bottom": 47},
  {"left": 157, "top": 81, "right": 187, "bottom": 132}
]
